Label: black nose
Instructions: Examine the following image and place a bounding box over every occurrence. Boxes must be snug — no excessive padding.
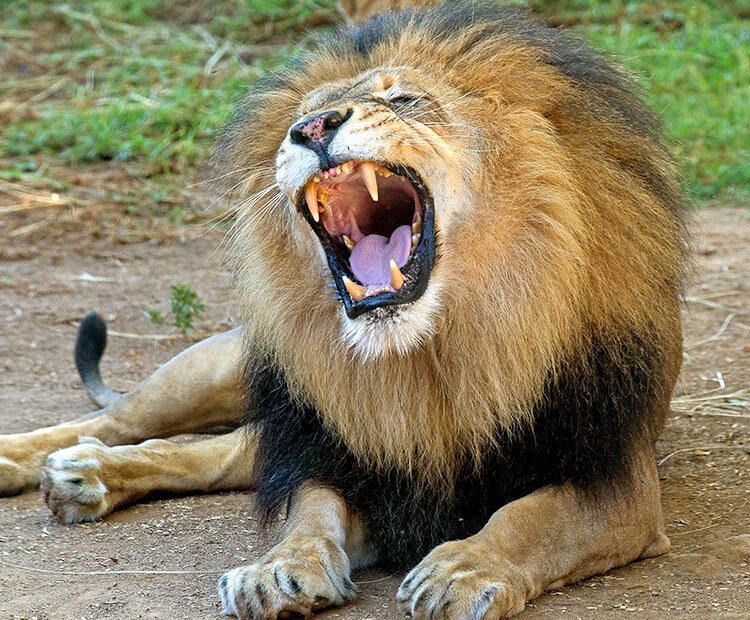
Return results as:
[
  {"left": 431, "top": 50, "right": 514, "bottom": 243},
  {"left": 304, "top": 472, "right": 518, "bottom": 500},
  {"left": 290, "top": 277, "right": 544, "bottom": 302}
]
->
[{"left": 289, "top": 109, "right": 352, "bottom": 151}]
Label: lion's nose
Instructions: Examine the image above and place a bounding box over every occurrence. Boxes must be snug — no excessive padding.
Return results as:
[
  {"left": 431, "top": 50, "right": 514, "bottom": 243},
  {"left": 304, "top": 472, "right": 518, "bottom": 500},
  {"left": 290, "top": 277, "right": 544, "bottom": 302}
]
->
[{"left": 289, "top": 109, "right": 352, "bottom": 151}]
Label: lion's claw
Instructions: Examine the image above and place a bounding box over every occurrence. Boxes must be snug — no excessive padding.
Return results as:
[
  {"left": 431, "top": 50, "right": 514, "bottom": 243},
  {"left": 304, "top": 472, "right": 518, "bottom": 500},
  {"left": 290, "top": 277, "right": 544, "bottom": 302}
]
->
[
  {"left": 218, "top": 536, "right": 356, "bottom": 619},
  {"left": 397, "top": 540, "right": 526, "bottom": 619}
]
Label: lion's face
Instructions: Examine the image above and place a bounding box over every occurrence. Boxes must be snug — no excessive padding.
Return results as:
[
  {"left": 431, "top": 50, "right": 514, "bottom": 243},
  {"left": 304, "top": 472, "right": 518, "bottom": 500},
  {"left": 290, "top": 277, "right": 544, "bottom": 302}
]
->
[{"left": 274, "top": 67, "right": 479, "bottom": 357}]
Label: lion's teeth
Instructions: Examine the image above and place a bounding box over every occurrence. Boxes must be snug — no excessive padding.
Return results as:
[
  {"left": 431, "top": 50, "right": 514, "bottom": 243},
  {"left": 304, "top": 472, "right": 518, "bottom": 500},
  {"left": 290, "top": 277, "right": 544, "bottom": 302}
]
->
[
  {"left": 343, "top": 235, "right": 356, "bottom": 252},
  {"left": 342, "top": 276, "right": 367, "bottom": 302},
  {"left": 305, "top": 181, "right": 319, "bottom": 222},
  {"left": 412, "top": 211, "right": 422, "bottom": 233},
  {"left": 411, "top": 233, "right": 420, "bottom": 248},
  {"left": 389, "top": 260, "right": 404, "bottom": 292},
  {"left": 360, "top": 162, "right": 378, "bottom": 202}
]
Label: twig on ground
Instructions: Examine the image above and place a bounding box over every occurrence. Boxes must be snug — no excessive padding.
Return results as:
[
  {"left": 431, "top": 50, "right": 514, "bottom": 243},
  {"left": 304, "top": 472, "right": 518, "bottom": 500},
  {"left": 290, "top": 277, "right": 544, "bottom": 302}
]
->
[
  {"left": 672, "top": 379, "right": 750, "bottom": 418},
  {"left": 670, "top": 523, "right": 721, "bottom": 537},
  {"left": 683, "top": 296, "right": 749, "bottom": 315},
  {"left": 658, "top": 446, "right": 748, "bottom": 466},
  {"left": 26, "top": 77, "right": 69, "bottom": 104},
  {"left": 9, "top": 220, "right": 49, "bottom": 237},
  {"left": 688, "top": 290, "right": 740, "bottom": 301},
  {"left": 685, "top": 313, "right": 735, "bottom": 347}
]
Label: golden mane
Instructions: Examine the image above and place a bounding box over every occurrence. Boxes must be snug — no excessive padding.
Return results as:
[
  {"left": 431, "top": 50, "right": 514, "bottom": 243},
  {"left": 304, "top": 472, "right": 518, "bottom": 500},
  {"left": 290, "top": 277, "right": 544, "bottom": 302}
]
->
[{"left": 215, "top": 4, "right": 687, "bottom": 482}]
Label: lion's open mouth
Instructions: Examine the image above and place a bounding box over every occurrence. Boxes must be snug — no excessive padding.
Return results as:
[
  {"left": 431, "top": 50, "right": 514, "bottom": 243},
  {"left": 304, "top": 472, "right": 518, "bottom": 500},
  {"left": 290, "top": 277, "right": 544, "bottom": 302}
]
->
[{"left": 298, "top": 161, "right": 435, "bottom": 319}]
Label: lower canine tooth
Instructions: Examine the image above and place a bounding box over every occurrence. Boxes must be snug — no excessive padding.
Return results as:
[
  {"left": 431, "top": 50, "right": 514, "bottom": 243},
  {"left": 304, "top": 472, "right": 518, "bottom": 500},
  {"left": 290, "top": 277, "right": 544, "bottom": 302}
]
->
[
  {"left": 305, "top": 182, "right": 319, "bottom": 222},
  {"left": 389, "top": 260, "right": 404, "bottom": 292},
  {"left": 343, "top": 235, "right": 356, "bottom": 252},
  {"left": 343, "top": 276, "right": 367, "bottom": 302},
  {"left": 360, "top": 162, "right": 379, "bottom": 201},
  {"left": 412, "top": 233, "right": 420, "bottom": 247}
]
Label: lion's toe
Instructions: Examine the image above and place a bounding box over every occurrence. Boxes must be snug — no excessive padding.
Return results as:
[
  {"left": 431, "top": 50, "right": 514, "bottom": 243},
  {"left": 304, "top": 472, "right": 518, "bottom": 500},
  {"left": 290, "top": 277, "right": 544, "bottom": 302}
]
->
[{"left": 218, "top": 536, "right": 356, "bottom": 619}]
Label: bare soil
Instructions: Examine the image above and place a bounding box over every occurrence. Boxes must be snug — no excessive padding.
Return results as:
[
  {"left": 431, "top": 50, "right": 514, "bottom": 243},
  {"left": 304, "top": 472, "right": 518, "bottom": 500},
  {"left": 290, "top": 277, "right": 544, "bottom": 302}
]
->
[{"left": 0, "top": 188, "right": 748, "bottom": 619}]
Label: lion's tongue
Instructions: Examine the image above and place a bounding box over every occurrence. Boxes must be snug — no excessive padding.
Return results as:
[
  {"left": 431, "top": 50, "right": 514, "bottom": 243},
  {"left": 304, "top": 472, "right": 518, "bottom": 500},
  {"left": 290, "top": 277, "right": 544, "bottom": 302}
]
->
[{"left": 350, "top": 225, "right": 411, "bottom": 293}]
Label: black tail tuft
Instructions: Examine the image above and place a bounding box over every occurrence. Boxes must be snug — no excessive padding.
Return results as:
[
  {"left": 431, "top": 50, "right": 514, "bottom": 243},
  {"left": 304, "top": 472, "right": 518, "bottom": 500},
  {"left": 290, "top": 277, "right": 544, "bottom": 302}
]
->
[{"left": 74, "top": 312, "right": 122, "bottom": 409}]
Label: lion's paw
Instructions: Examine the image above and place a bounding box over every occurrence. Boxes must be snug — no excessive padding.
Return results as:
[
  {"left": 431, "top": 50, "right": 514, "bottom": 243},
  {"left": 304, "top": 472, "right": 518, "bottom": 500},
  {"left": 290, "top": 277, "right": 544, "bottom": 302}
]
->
[
  {"left": 397, "top": 539, "right": 527, "bottom": 620},
  {"left": 40, "top": 438, "right": 113, "bottom": 523},
  {"left": 218, "top": 535, "right": 357, "bottom": 619}
]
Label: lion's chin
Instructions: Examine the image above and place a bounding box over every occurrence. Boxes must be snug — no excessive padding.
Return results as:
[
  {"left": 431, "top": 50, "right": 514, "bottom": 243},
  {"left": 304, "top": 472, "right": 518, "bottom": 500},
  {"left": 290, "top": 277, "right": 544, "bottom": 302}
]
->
[{"left": 340, "top": 281, "right": 443, "bottom": 359}]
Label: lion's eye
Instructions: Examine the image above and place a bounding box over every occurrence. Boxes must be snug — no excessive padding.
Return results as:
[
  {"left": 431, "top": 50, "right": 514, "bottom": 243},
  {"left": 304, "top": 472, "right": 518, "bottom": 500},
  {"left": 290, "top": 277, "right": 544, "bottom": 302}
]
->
[{"left": 389, "top": 95, "right": 417, "bottom": 106}]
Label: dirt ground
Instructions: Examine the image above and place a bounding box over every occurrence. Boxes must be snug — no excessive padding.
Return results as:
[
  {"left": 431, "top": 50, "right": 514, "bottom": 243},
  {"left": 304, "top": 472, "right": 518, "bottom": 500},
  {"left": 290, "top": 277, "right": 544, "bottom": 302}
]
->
[{"left": 0, "top": 186, "right": 748, "bottom": 619}]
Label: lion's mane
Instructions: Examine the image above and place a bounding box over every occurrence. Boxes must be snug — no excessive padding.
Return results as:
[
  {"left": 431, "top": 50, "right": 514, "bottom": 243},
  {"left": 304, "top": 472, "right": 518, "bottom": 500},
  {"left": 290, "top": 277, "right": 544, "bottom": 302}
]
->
[{"left": 213, "top": 3, "right": 688, "bottom": 567}]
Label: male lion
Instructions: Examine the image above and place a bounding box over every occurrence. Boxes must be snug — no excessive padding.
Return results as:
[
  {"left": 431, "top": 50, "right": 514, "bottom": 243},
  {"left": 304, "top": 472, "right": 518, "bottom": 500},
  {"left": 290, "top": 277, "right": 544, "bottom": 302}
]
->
[{"left": 0, "top": 3, "right": 688, "bottom": 619}]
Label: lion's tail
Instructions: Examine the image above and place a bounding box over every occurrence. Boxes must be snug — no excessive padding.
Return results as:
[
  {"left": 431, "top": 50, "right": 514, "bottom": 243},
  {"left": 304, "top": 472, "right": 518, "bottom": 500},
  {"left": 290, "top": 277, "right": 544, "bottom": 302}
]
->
[{"left": 74, "top": 312, "right": 123, "bottom": 409}]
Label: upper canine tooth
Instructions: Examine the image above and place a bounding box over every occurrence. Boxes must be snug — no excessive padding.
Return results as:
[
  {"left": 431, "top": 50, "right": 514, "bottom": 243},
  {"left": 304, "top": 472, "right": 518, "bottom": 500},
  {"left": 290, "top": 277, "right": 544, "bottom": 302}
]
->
[
  {"left": 342, "top": 276, "right": 367, "bottom": 302},
  {"left": 389, "top": 260, "right": 404, "bottom": 292},
  {"left": 343, "top": 235, "right": 356, "bottom": 252},
  {"left": 305, "top": 181, "right": 319, "bottom": 222},
  {"left": 360, "top": 162, "right": 378, "bottom": 202}
]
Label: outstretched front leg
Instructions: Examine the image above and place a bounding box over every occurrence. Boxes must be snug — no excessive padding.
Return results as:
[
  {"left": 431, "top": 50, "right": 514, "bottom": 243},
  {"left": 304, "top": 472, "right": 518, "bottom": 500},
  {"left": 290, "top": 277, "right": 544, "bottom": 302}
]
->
[
  {"left": 397, "top": 448, "right": 670, "bottom": 619},
  {"left": 219, "top": 484, "right": 374, "bottom": 619},
  {"left": 40, "top": 428, "right": 256, "bottom": 523},
  {"left": 0, "top": 316, "right": 245, "bottom": 496}
]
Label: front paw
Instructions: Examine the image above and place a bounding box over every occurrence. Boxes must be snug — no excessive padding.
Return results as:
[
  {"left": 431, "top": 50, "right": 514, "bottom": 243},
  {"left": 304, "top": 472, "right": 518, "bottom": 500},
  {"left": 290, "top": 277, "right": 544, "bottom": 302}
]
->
[
  {"left": 397, "top": 539, "right": 527, "bottom": 620},
  {"left": 218, "top": 535, "right": 357, "bottom": 619},
  {"left": 40, "top": 438, "right": 113, "bottom": 523}
]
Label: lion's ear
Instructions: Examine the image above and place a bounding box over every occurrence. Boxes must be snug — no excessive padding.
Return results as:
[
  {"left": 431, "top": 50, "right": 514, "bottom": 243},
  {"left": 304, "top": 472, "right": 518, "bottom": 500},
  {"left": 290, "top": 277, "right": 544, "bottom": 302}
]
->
[{"left": 337, "top": 0, "right": 437, "bottom": 25}]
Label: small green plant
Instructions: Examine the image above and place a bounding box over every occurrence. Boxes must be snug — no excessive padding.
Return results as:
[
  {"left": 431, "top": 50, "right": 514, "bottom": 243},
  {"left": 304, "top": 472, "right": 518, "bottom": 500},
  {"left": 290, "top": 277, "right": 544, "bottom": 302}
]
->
[
  {"left": 170, "top": 284, "right": 205, "bottom": 334},
  {"left": 145, "top": 284, "right": 205, "bottom": 334},
  {"left": 145, "top": 308, "right": 165, "bottom": 325}
]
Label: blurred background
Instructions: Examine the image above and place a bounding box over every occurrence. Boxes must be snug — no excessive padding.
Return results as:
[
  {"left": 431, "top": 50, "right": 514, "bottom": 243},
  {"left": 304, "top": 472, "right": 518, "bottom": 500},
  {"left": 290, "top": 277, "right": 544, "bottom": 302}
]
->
[{"left": 0, "top": 0, "right": 748, "bottom": 244}]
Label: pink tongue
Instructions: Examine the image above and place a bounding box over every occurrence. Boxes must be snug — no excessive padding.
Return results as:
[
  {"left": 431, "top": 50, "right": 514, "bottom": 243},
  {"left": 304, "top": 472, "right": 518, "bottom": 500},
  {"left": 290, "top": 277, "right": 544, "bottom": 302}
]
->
[{"left": 350, "top": 225, "right": 411, "bottom": 290}]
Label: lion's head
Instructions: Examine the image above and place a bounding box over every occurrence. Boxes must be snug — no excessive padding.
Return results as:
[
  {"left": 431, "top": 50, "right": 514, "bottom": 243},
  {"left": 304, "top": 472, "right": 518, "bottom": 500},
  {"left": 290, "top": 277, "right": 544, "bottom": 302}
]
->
[
  {"left": 273, "top": 62, "right": 479, "bottom": 357},
  {"left": 216, "top": 3, "right": 686, "bottom": 474}
]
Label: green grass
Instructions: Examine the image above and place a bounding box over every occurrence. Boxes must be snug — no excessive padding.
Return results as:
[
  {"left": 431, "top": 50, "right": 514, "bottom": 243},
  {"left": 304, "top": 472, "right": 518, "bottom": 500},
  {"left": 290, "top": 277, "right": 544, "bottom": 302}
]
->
[
  {"left": 0, "top": 2, "right": 331, "bottom": 175},
  {"left": 526, "top": 0, "right": 750, "bottom": 203},
  {"left": 0, "top": 0, "right": 747, "bottom": 205}
]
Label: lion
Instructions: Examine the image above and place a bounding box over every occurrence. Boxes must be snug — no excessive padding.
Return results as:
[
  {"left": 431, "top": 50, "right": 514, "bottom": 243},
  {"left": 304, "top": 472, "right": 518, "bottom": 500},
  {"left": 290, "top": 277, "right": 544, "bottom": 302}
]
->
[{"left": 0, "top": 2, "right": 689, "bottom": 618}]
